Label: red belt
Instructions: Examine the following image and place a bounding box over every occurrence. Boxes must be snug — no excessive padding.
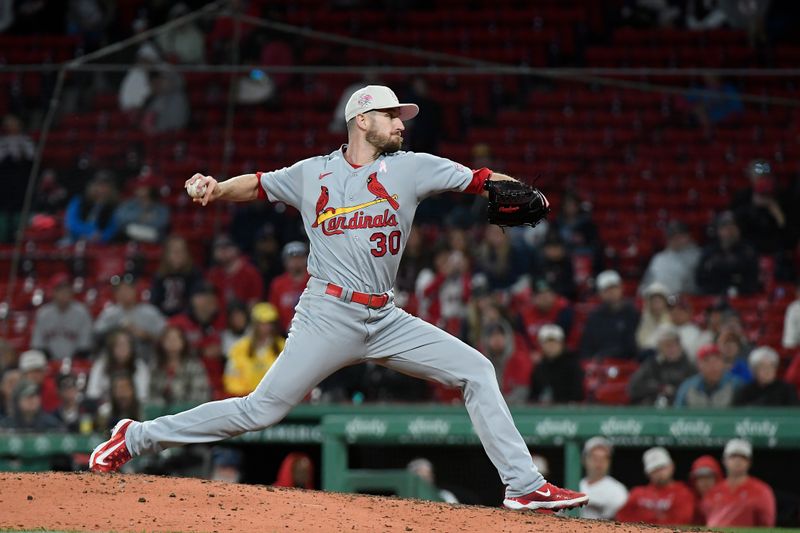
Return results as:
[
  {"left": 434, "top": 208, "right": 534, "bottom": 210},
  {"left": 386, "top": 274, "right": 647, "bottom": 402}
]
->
[{"left": 325, "top": 283, "right": 389, "bottom": 309}]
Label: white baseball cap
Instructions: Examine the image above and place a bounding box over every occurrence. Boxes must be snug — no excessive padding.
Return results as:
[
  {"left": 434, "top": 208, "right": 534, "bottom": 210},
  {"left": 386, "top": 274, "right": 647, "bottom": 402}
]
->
[
  {"left": 537, "top": 324, "right": 565, "bottom": 343},
  {"left": 596, "top": 270, "right": 622, "bottom": 291},
  {"left": 583, "top": 436, "right": 613, "bottom": 456},
  {"left": 723, "top": 438, "right": 752, "bottom": 459},
  {"left": 643, "top": 446, "right": 673, "bottom": 474},
  {"left": 748, "top": 346, "right": 779, "bottom": 370},
  {"left": 344, "top": 85, "right": 419, "bottom": 123},
  {"left": 18, "top": 350, "right": 48, "bottom": 372}
]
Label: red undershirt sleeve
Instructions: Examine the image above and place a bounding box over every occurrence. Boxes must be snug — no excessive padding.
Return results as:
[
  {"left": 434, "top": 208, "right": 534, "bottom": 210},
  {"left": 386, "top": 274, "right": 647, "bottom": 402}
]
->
[
  {"left": 256, "top": 171, "right": 267, "bottom": 200},
  {"left": 463, "top": 167, "right": 493, "bottom": 194}
]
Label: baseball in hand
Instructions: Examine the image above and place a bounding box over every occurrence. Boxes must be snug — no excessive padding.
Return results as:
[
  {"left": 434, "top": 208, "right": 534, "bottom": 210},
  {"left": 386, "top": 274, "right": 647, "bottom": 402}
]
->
[{"left": 186, "top": 180, "right": 207, "bottom": 198}]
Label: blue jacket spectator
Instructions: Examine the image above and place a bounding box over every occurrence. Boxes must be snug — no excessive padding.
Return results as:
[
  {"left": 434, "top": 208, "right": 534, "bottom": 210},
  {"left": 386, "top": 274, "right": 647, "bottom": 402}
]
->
[
  {"left": 64, "top": 172, "right": 119, "bottom": 243},
  {"left": 579, "top": 270, "right": 640, "bottom": 360},
  {"left": 115, "top": 178, "right": 170, "bottom": 243},
  {"left": 695, "top": 211, "right": 759, "bottom": 296},
  {"left": 675, "top": 344, "right": 742, "bottom": 407}
]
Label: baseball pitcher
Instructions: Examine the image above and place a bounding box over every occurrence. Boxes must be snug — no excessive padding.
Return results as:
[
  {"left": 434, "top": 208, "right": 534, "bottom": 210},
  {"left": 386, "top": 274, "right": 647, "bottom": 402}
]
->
[{"left": 90, "top": 85, "right": 587, "bottom": 511}]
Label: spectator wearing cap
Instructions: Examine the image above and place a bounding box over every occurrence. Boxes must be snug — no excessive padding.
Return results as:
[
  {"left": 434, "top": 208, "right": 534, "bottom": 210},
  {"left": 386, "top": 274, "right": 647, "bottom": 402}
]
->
[
  {"left": 529, "top": 232, "right": 577, "bottom": 300},
  {"left": 616, "top": 447, "right": 695, "bottom": 525},
  {"left": 207, "top": 234, "right": 264, "bottom": 307},
  {"left": 579, "top": 270, "right": 640, "bottom": 360},
  {"left": 31, "top": 273, "right": 92, "bottom": 360},
  {"left": 94, "top": 275, "right": 166, "bottom": 359},
  {"left": 17, "top": 349, "right": 59, "bottom": 413},
  {"left": 114, "top": 176, "right": 170, "bottom": 243},
  {"left": 64, "top": 172, "right": 119, "bottom": 243},
  {"left": 701, "top": 439, "right": 776, "bottom": 527},
  {"left": 119, "top": 43, "right": 161, "bottom": 112},
  {"left": 674, "top": 344, "right": 742, "bottom": 407},
  {"left": 731, "top": 159, "right": 791, "bottom": 255},
  {"left": 670, "top": 296, "right": 705, "bottom": 362},
  {"left": 223, "top": 303, "right": 285, "bottom": 396},
  {"left": 150, "top": 235, "right": 203, "bottom": 317},
  {"left": 734, "top": 347, "right": 797, "bottom": 406},
  {"left": 149, "top": 325, "right": 210, "bottom": 407},
  {"left": 640, "top": 220, "right": 701, "bottom": 295},
  {"left": 690, "top": 455, "right": 723, "bottom": 525},
  {"left": 479, "top": 320, "right": 532, "bottom": 405},
  {"left": 268, "top": 241, "right": 310, "bottom": 333},
  {"left": 782, "top": 280, "right": 800, "bottom": 349},
  {"left": 86, "top": 329, "right": 150, "bottom": 404},
  {"left": 695, "top": 211, "right": 759, "bottom": 296},
  {"left": 636, "top": 282, "right": 674, "bottom": 352},
  {"left": 628, "top": 325, "right": 695, "bottom": 406},
  {"left": 0, "top": 380, "right": 64, "bottom": 432},
  {"left": 517, "top": 279, "right": 574, "bottom": 349},
  {"left": 579, "top": 436, "right": 628, "bottom": 520},
  {"left": 528, "top": 324, "right": 584, "bottom": 404}
]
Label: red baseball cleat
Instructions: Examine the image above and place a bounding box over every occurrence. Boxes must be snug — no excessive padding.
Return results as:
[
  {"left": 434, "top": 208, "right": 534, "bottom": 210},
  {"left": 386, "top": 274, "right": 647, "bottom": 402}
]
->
[
  {"left": 89, "top": 418, "right": 134, "bottom": 473},
  {"left": 503, "top": 482, "right": 589, "bottom": 511}
]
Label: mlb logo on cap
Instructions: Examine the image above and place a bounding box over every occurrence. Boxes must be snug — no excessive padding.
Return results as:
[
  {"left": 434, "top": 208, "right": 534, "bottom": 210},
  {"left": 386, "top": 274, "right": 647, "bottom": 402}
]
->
[{"left": 344, "top": 85, "right": 419, "bottom": 123}]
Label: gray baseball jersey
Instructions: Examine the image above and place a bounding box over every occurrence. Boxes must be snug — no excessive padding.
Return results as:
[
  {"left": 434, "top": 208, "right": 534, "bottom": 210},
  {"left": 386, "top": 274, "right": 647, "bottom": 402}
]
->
[
  {"left": 122, "top": 147, "right": 545, "bottom": 498},
  {"left": 260, "top": 147, "right": 475, "bottom": 292}
]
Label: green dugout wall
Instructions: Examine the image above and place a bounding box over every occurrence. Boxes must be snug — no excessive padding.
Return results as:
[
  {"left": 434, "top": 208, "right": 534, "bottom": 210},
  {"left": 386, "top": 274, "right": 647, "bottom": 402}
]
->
[{"left": 1, "top": 405, "right": 798, "bottom": 492}]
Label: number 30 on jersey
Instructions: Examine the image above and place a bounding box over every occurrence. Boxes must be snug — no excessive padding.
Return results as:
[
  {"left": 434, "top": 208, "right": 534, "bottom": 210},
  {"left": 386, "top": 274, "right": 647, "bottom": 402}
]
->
[{"left": 369, "top": 230, "right": 401, "bottom": 257}]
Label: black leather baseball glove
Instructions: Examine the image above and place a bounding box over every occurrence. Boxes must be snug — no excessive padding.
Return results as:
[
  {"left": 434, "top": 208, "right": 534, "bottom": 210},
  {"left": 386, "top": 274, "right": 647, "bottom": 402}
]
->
[{"left": 484, "top": 179, "right": 550, "bottom": 227}]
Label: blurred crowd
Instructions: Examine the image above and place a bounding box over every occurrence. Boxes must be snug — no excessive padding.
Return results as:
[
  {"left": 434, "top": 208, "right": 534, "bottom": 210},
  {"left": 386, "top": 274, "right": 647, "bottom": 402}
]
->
[
  {"left": 2, "top": 0, "right": 800, "bottom": 432},
  {"left": 2, "top": 162, "right": 800, "bottom": 431}
]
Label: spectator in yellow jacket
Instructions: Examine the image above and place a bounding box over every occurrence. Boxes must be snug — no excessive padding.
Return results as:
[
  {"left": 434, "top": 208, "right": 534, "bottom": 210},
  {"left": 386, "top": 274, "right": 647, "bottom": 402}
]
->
[{"left": 223, "top": 303, "right": 285, "bottom": 396}]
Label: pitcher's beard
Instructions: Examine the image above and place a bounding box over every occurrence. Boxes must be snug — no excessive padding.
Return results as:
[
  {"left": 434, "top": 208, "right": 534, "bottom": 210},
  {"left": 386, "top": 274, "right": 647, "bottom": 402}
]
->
[{"left": 367, "top": 130, "right": 403, "bottom": 154}]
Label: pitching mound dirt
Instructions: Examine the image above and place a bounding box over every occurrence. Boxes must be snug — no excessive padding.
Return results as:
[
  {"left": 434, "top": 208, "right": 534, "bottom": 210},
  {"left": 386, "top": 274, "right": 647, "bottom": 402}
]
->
[{"left": 0, "top": 472, "right": 696, "bottom": 532}]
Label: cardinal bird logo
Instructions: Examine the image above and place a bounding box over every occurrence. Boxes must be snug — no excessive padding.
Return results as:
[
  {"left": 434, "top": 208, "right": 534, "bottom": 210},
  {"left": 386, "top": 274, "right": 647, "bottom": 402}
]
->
[
  {"left": 312, "top": 186, "right": 334, "bottom": 228},
  {"left": 313, "top": 176, "right": 400, "bottom": 230},
  {"left": 367, "top": 172, "right": 400, "bottom": 210}
]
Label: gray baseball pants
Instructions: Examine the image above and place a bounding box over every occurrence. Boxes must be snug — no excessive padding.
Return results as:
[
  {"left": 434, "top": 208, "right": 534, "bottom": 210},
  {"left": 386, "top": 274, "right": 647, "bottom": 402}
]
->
[{"left": 124, "top": 277, "right": 544, "bottom": 497}]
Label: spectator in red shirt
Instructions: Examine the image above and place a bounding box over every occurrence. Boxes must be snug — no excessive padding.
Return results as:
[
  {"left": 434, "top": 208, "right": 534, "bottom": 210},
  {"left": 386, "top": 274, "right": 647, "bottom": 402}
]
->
[
  {"left": 168, "top": 284, "right": 225, "bottom": 350},
  {"left": 479, "top": 321, "right": 532, "bottom": 404},
  {"left": 702, "top": 439, "right": 776, "bottom": 528},
  {"left": 17, "top": 350, "right": 59, "bottom": 413},
  {"left": 273, "top": 452, "right": 315, "bottom": 489},
  {"left": 517, "top": 279, "right": 574, "bottom": 347},
  {"left": 207, "top": 234, "right": 264, "bottom": 307},
  {"left": 689, "top": 455, "right": 723, "bottom": 525},
  {"left": 268, "top": 241, "right": 310, "bottom": 333},
  {"left": 616, "top": 447, "right": 695, "bottom": 526}
]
